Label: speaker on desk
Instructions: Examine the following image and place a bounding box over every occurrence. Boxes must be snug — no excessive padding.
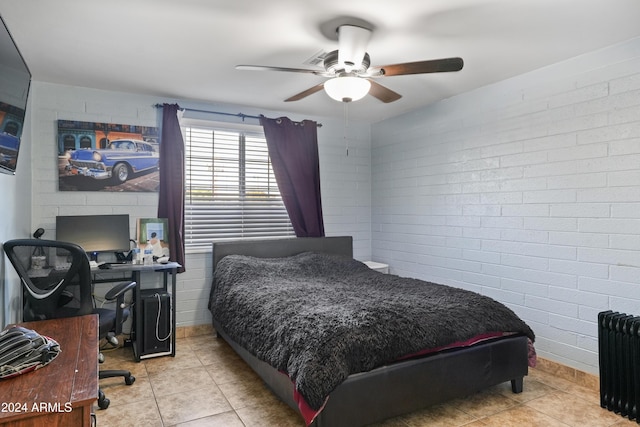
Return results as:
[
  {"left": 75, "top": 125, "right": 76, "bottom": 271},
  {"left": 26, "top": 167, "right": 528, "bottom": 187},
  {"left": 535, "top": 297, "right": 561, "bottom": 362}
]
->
[{"left": 140, "top": 291, "right": 172, "bottom": 356}]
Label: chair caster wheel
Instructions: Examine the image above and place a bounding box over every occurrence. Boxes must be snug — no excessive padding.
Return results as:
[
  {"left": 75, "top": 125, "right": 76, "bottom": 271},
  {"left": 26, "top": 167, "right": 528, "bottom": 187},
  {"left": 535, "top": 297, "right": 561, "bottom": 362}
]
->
[
  {"left": 125, "top": 375, "right": 135, "bottom": 386},
  {"left": 98, "top": 397, "right": 110, "bottom": 409}
]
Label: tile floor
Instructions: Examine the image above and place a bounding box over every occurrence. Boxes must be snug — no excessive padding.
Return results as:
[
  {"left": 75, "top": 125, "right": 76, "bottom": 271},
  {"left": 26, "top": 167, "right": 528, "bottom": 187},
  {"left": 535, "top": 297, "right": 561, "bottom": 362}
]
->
[{"left": 96, "top": 334, "right": 637, "bottom": 427}]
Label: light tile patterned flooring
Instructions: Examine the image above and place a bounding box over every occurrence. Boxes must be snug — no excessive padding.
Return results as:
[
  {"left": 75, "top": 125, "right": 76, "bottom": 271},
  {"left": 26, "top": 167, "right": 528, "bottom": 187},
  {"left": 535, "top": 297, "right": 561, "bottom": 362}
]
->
[{"left": 96, "top": 334, "right": 637, "bottom": 427}]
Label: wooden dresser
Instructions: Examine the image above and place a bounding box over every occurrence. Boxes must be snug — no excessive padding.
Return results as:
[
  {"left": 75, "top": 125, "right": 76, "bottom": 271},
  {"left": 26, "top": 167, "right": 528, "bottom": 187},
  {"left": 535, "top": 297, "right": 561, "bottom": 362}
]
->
[{"left": 0, "top": 315, "right": 98, "bottom": 426}]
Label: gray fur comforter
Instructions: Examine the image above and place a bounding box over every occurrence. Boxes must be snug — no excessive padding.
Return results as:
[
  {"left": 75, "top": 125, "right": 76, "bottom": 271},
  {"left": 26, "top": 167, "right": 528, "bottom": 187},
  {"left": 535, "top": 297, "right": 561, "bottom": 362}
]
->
[{"left": 209, "top": 252, "right": 535, "bottom": 411}]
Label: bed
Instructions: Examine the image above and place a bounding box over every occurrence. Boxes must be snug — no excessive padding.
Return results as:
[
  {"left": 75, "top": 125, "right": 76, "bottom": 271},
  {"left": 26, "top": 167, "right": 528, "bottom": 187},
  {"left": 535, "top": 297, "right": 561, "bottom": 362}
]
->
[{"left": 209, "top": 236, "right": 535, "bottom": 427}]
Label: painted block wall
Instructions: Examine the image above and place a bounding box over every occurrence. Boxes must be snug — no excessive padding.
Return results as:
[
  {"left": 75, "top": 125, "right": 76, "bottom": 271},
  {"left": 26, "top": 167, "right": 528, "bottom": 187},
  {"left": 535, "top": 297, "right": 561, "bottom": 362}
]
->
[
  {"left": 25, "top": 82, "right": 372, "bottom": 328},
  {"left": 371, "top": 36, "right": 640, "bottom": 375}
]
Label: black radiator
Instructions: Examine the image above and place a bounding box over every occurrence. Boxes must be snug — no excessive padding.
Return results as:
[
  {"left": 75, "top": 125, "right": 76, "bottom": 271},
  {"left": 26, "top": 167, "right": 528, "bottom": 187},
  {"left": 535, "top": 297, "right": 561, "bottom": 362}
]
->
[{"left": 598, "top": 310, "right": 640, "bottom": 423}]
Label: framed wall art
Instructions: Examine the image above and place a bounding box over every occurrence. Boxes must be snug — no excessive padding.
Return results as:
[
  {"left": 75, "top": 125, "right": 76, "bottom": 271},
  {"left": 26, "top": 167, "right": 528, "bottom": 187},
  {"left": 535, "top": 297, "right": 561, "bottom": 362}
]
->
[
  {"left": 136, "top": 218, "right": 170, "bottom": 258},
  {"left": 57, "top": 119, "right": 160, "bottom": 192}
]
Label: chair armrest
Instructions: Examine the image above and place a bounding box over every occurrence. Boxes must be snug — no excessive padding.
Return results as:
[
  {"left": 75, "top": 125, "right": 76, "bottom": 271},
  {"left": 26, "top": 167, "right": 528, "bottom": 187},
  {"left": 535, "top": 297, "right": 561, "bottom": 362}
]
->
[{"left": 104, "top": 281, "right": 137, "bottom": 301}]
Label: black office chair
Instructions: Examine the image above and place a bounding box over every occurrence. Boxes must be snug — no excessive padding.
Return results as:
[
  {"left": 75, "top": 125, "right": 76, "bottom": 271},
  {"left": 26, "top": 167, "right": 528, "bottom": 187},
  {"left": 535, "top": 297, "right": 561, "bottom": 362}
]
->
[{"left": 2, "top": 239, "right": 137, "bottom": 409}]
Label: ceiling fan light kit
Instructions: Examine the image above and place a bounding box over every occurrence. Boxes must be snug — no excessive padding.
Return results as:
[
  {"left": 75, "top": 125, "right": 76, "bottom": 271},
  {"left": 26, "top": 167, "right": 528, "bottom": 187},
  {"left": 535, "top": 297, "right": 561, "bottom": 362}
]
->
[
  {"left": 236, "top": 19, "right": 463, "bottom": 104},
  {"left": 324, "top": 76, "right": 371, "bottom": 102}
]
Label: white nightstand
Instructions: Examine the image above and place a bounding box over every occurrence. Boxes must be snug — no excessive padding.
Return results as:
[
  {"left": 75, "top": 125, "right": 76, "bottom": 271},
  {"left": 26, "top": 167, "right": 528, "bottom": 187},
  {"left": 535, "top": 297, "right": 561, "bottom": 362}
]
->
[{"left": 363, "top": 261, "right": 389, "bottom": 274}]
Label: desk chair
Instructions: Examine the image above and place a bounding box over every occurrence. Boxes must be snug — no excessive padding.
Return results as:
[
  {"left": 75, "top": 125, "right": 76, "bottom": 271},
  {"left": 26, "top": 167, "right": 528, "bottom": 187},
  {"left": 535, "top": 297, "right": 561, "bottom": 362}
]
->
[{"left": 2, "top": 239, "right": 136, "bottom": 409}]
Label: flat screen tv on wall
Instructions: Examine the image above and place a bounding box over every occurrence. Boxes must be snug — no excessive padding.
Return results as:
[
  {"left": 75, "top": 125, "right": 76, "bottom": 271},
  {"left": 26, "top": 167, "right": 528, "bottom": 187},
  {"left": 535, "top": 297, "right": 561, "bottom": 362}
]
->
[{"left": 0, "top": 15, "right": 31, "bottom": 175}]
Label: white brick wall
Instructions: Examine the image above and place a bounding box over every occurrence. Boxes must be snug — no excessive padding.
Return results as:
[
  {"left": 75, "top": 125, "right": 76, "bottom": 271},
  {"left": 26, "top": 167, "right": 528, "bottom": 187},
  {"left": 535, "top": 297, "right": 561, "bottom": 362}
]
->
[
  {"left": 24, "top": 82, "right": 371, "bottom": 328},
  {"left": 371, "top": 36, "right": 640, "bottom": 374}
]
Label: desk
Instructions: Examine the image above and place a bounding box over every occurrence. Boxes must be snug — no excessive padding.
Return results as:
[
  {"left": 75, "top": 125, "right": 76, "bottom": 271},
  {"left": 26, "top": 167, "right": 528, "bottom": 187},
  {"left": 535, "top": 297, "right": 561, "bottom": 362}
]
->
[
  {"left": 0, "top": 315, "right": 98, "bottom": 427},
  {"left": 91, "top": 262, "right": 179, "bottom": 361}
]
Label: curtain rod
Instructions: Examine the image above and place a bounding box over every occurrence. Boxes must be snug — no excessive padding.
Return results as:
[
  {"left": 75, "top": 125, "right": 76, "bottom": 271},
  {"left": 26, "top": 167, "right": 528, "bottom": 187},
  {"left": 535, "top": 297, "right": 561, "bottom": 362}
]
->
[{"left": 153, "top": 104, "right": 321, "bottom": 127}]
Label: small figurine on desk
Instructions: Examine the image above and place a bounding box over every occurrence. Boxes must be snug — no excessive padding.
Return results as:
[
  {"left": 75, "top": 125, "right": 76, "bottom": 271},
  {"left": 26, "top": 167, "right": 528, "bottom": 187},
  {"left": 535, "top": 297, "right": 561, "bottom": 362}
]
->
[{"left": 148, "top": 232, "right": 163, "bottom": 257}]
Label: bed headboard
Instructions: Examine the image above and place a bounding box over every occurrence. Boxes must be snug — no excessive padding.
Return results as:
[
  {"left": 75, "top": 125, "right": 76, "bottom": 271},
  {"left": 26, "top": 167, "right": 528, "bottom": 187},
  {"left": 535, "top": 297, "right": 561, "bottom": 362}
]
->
[{"left": 212, "top": 236, "right": 353, "bottom": 271}]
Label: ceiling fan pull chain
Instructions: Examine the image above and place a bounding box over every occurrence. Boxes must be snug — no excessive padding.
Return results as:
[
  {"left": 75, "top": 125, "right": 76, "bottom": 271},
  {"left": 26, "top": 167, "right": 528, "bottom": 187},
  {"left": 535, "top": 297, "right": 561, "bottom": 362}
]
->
[{"left": 343, "top": 101, "right": 349, "bottom": 156}]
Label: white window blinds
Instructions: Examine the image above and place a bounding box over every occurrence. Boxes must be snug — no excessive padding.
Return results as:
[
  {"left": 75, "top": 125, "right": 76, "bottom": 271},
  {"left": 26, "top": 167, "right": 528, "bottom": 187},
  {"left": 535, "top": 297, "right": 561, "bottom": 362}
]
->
[{"left": 183, "top": 123, "right": 294, "bottom": 250}]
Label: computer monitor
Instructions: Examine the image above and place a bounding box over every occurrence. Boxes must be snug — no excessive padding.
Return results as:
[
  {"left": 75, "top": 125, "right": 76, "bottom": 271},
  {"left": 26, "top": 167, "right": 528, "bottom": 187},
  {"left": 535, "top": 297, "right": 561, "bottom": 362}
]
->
[{"left": 56, "top": 214, "right": 131, "bottom": 261}]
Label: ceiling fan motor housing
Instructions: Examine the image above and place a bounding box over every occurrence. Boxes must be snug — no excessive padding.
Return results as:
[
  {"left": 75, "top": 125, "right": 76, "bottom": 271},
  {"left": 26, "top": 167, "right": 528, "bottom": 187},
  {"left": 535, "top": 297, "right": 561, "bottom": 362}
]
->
[{"left": 324, "top": 50, "right": 370, "bottom": 75}]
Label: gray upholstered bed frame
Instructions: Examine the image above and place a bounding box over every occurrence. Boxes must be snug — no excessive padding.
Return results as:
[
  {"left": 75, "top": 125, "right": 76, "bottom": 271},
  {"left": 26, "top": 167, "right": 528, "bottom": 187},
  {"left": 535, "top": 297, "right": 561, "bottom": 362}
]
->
[{"left": 211, "top": 236, "right": 528, "bottom": 427}]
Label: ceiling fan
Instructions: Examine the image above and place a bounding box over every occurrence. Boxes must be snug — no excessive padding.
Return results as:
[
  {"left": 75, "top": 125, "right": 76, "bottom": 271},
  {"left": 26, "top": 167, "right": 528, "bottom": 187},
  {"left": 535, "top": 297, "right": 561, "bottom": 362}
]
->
[{"left": 236, "top": 22, "right": 463, "bottom": 103}]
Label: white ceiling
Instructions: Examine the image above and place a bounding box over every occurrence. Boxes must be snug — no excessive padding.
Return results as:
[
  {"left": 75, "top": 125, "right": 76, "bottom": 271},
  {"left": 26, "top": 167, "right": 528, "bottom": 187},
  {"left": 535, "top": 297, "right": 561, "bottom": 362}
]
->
[{"left": 1, "top": 0, "right": 640, "bottom": 123}]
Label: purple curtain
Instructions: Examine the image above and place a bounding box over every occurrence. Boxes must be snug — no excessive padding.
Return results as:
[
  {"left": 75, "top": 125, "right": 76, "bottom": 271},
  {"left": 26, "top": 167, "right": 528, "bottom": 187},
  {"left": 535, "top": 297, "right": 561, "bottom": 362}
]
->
[
  {"left": 158, "top": 103, "right": 185, "bottom": 272},
  {"left": 260, "top": 116, "right": 325, "bottom": 237}
]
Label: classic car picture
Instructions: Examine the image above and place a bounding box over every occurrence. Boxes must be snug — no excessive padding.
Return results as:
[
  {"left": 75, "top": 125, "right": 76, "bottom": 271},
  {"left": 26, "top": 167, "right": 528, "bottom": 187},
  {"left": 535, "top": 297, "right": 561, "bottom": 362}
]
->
[
  {"left": 66, "top": 139, "right": 159, "bottom": 184},
  {"left": 0, "top": 132, "right": 19, "bottom": 172},
  {"left": 57, "top": 120, "right": 160, "bottom": 192},
  {"left": 0, "top": 103, "right": 26, "bottom": 175}
]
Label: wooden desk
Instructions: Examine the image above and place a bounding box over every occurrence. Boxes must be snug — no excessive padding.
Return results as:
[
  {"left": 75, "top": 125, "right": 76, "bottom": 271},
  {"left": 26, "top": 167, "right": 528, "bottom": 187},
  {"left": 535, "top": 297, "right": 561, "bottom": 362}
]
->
[{"left": 0, "top": 315, "right": 98, "bottom": 427}]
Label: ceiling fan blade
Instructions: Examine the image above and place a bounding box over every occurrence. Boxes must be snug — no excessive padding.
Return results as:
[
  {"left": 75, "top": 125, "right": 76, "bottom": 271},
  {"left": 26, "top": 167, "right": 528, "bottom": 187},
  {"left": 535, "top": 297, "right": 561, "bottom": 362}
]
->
[
  {"left": 370, "top": 57, "right": 464, "bottom": 76},
  {"left": 284, "top": 82, "right": 326, "bottom": 102},
  {"left": 368, "top": 80, "right": 402, "bottom": 103},
  {"left": 236, "top": 65, "right": 332, "bottom": 76}
]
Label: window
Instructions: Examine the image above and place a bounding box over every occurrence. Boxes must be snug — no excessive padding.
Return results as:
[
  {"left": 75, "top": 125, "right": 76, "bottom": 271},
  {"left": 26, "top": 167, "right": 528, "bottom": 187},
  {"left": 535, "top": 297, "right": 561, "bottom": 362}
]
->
[{"left": 183, "top": 121, "right": 294, "bottom": 250}]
